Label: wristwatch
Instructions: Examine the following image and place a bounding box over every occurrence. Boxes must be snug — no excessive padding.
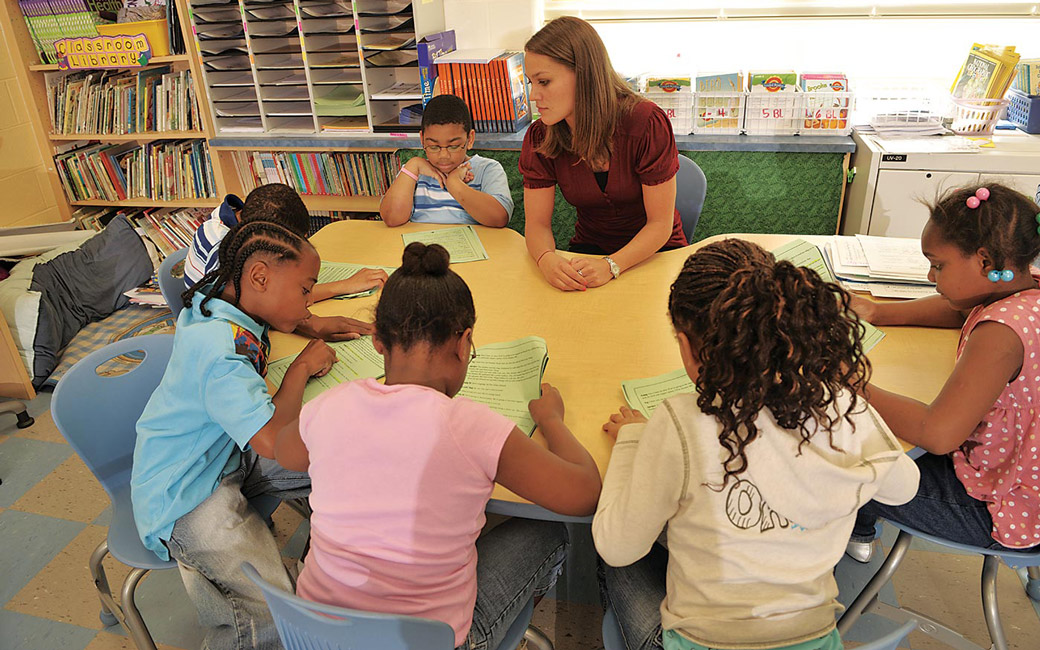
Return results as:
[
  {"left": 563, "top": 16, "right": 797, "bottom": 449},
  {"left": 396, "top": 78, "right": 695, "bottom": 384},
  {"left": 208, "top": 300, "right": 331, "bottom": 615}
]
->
[{"left": 603, "top": 256, "right": 621, "bottom": 279}]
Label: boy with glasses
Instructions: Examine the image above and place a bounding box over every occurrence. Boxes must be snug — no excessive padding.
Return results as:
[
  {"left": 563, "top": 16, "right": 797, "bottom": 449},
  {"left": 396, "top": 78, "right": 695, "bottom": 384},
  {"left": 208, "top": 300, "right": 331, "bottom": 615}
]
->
[{"left": 380, "top": 95, "right": 513, "bottom": 227}]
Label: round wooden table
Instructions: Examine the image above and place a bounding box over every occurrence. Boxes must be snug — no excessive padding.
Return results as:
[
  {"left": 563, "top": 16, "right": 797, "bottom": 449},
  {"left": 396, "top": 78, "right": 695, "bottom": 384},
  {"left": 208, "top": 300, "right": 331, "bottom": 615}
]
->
[{"left": 275, "top": 221, "right": 958, "bottom": 516}]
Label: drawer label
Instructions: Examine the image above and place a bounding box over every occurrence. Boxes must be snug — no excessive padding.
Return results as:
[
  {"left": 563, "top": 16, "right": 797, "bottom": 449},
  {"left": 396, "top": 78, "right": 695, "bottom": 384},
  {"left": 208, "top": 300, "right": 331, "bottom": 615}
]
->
[{"left": 882, "top": 154, "right": 907, "bottom": 163}]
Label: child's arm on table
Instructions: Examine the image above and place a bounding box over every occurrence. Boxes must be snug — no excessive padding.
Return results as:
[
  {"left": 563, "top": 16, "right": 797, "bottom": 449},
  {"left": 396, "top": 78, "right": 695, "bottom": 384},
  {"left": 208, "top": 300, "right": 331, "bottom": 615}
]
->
[
  {"left": 250, "top": 339, "right": 335, "bottom": 459},
  {"left": 308, "top": 268, "right": 389, "bottom": 302},
  {"left": 444, "top": 162, "right": 510, "bottom": 228},
  {"left": 380, "top": 157, "right": 445, "bottom": 227},
  {"left": 593, "top": 406, "right": 682, "bottom": 567},
  {"left": 865, "top": 321, "right": 1023, "bottom": 454},
  {"left": 493, "top": 383, "right": 602, "bottom": 517},
  {"left": 295, "top": 313, "right": 374, "bottom": 342},
  {"left": 851, "top": 294, "right": 967, "bottom": 328}
]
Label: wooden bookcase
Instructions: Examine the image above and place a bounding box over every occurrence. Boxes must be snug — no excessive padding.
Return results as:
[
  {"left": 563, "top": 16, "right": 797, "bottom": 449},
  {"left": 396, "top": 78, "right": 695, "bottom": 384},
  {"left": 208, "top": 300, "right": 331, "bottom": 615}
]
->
[{"left": 0, "top": 0, "right": 228, "bottom": 225}]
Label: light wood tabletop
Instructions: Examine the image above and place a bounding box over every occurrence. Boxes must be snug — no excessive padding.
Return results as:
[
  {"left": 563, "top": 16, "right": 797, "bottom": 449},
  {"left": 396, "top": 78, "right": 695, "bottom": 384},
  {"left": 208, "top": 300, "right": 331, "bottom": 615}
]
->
[{"left": 273, "top": 221, "right": 958, "bottom": 512}]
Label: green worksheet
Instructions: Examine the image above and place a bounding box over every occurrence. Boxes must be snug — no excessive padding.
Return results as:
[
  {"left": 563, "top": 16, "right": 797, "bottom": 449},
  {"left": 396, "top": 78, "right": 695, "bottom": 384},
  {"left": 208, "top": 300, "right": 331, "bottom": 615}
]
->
[
  {"left": 457, "top": 336, "right": 548, "bottom": 435},
  {"left": 266, "top": 337, "right": 385, "bottom": 403},
  {"left": 621, "top": 369, "right": 695, "bottom": 416},
  {"left": 401, "top": 225, "right": 489, "bottom": 263}
]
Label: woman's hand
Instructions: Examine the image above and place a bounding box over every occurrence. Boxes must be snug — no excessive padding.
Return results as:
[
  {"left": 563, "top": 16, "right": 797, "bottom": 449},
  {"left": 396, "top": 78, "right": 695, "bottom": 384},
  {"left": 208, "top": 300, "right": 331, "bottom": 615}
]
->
[
  {"left": 570, "top": 257, "right": 613, "bottom": 288},
  {"left": 602, "top": 406, "right": 648, "bottom": 439},
  {"left": 537, "top": 252, "right": 588, "bottom": 292}
]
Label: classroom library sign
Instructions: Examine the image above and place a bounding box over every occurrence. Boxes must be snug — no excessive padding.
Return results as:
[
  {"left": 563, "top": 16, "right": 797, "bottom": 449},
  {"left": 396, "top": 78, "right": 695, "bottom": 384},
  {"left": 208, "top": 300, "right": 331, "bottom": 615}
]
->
[{"left": 55, "top": 35, "right": 153, "bottom": 70}]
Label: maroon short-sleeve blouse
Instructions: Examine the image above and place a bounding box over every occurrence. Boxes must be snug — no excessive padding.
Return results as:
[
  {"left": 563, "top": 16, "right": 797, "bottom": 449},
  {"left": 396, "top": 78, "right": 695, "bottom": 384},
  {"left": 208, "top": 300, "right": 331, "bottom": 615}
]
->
[{"left": 519, "top": 101, "right": 686, "bottom": 254}]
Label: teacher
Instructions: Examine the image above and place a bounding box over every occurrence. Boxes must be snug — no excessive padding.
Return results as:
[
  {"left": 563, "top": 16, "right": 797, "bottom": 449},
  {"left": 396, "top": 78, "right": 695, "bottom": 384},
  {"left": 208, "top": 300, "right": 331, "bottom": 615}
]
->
[{"left": 520, "top": 16, "right": 687, "bottom": 292}]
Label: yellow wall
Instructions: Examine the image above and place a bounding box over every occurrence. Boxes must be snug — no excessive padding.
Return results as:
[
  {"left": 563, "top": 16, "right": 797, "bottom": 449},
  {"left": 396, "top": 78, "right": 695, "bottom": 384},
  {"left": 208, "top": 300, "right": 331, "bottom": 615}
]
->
[{"left": 0, "top": 19, "right": 62, "bottom": 226}]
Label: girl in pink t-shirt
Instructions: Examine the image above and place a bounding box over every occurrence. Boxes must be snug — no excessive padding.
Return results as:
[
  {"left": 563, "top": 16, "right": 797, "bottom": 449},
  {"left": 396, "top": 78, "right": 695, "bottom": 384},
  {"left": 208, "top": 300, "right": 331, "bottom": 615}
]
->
[
  {"left": 274, "top": 242, "right": 602, "bottom": 649},
  {"left": 849, "top": 182, "right": 1040, "bottom": 558}
]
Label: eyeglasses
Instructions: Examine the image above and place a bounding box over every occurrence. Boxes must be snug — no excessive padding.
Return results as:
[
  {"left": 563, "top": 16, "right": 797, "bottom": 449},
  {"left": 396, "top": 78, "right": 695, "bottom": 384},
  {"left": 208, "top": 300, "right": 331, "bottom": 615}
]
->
[{"left": 423, "top": 143, "right": 466, "bottom": 154}]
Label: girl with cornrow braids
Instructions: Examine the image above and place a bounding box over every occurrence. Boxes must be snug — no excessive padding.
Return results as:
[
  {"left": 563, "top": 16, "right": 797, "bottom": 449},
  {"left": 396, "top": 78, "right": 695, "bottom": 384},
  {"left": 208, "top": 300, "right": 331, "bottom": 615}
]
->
[
  {"left": 133, "top": 219, "right": 336, "bottom": 650},
  {"left": 592, "top": 239, "right": 919, "bottom": 650}
]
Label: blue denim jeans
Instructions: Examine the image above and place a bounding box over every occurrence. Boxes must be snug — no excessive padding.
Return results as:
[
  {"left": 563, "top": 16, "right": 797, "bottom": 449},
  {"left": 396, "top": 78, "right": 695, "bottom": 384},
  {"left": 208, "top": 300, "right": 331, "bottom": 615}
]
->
[
  {"left": 599, "top": 542, "right": 668, "bottom": 650},
  {"left": 460, "top": 518, "right": 569, "bottom": 650},
  {"left": 851, "top": 453, "right": 1033, "bottom": 550},
  {"left": 165, "top": 450, "right": 310, "bottom": 650}
]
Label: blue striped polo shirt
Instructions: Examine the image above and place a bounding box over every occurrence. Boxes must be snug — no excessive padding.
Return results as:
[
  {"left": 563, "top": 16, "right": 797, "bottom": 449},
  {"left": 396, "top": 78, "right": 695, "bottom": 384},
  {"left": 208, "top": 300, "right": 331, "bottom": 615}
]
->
[{"left": 411, "top": 155, "right": 513, "bottom": 225}]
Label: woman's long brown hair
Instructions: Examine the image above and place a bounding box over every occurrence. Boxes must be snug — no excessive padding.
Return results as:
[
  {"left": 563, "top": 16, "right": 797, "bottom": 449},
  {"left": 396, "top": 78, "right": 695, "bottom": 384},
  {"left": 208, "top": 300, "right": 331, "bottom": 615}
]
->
[
  {"left": 668, "top": 239, "right": 872, "bottom": 487},
  {"left": 524, "top": 16, "right": 642, "bottom": 170}
]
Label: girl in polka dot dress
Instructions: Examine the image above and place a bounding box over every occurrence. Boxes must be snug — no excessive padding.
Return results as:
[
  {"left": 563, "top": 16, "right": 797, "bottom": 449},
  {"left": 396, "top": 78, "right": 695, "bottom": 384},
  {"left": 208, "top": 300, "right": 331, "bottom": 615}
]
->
[{"left": 849, "top": 183, "right": 1040, "bottom": 558}]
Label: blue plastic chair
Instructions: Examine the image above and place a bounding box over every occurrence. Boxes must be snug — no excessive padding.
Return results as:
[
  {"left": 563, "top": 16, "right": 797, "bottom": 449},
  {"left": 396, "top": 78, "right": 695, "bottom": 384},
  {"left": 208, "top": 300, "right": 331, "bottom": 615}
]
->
[
  {"left": 676, "top": 156, "right": 707, "bottom": 243},
  {"left": 838, "top": 522, "right": 1040, "bottom": 650},
  {"left": 603, "top": 606, "right": 915, "bottom": 650},
  {"left": 242, "top": 562, "right": 552, "bottom": 650},
  {"left": 51, "top": 335, "right": 279, "bottom": 650},
  {"left": 157, "top": 248, "right": 188, "bottom": 319}
]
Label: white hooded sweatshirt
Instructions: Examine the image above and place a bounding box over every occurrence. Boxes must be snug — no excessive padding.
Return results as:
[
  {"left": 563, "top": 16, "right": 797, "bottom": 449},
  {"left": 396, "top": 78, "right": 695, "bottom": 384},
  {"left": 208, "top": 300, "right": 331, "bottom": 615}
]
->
[{"left": 592, "top": 392, "right": 919, "bottom": 649}]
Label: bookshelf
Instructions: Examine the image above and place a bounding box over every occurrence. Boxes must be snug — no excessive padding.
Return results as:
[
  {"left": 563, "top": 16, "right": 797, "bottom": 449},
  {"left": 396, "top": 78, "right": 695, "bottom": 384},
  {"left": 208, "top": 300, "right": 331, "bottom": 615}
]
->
[{"left": 0, "top": 0, "right": 227, "bottom": 226}]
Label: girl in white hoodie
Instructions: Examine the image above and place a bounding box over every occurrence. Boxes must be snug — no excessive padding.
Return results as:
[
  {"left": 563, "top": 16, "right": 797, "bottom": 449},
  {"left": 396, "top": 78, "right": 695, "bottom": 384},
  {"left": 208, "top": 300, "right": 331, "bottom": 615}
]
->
[{"left": 593, "top": 239, "right": 920, "bottom": 650}]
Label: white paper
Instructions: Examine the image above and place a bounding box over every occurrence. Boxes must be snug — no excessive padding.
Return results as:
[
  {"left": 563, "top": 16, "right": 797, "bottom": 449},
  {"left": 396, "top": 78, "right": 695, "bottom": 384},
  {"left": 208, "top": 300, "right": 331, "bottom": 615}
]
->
[
  {"left": 868, "top": 283, "right": 939, "bottom": 299},
  {"left": 854, "top": 235, "right": 932, "bottom": 282}
]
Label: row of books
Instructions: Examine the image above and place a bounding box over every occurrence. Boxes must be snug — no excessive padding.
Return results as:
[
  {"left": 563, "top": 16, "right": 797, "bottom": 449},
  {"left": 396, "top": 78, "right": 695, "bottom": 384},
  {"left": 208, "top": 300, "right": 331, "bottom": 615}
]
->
[
  {"left": 46, "top": 66, "right": 202, "bottom": 135},
  {"left": 18, "top": 0, "right": 119, "bottom": 64},
  {"left": 55, "top": 140, "right": 217, "bottom": 202},
  {"left": 433, "top": 50, "right": 531, "bottom": 133},
  {"left": 1013, "top": 59, "right": 1040, "bottom": 96},
  {"left": 232, "top": 151, "right": 401, "bottom": 197}
]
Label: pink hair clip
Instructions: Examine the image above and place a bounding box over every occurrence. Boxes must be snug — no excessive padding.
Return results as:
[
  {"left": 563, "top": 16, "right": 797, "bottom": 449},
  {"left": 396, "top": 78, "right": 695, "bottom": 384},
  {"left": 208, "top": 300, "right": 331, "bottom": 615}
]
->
[{"left": 966, "top": 187, "right": 990, "bottom": 209}]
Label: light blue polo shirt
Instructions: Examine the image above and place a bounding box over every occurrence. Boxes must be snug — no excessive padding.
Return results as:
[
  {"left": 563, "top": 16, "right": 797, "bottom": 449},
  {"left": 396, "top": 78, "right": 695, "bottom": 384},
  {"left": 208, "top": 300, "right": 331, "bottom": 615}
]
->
[
  {"left": 131, "top": 295, "right": 275, "bottom": 560},
  {"left": 410, "top": 154, "right": 514, "bottom": 225}
]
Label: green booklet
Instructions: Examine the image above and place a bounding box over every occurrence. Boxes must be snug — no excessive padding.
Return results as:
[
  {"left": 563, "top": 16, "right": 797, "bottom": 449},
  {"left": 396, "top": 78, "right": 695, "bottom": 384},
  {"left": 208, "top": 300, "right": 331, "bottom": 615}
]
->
[
  {"left": 457, "top": 336, "right": 549, "bottom": 436},
  {"left": 267, "top": 337, "right": 385, "bottom": 403},
  {"left": 621, "top": 369, "right": 694, "bottom": 416},
  {"left": 621, "top": 239, "right": 886, "bottom": 415},
  {"left": 317, "top": 261, "right": 396, "bottom": 299},
  {"left": 401, "top": 225, "right": 489, "bottom": 263}
]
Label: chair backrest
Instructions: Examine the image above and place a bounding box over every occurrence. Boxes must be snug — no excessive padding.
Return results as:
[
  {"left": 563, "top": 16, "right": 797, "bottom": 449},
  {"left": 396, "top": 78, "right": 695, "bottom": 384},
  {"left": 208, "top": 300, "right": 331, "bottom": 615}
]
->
[
  {"left": 242, "top": 563, "right": 456, "bottom": 650},
  {"left": 854, "top": 619, "right": 917, "bottom": 650},
  {"left": 158, "top": 248, "right": 188, "bottom": 319},
  {"left": 51, "top": 335, "right": 174, "bottom": 497},
  {"left": 676, "top": 155, "right": 707, "bottom": 243}
]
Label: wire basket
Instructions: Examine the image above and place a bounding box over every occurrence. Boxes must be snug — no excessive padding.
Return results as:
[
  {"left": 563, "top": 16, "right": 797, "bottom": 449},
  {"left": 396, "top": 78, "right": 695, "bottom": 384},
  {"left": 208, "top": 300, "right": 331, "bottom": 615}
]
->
[
  {"left": 800, "top": 91, "right": 854, "bottom": 136},
  {"left": 643, "top": 90, "right": 694, "bottom": 135},
  {"left": 745, "top": 91, "right": 801, "bottom": 135},
  {"left": 691, "top": 92, "right": 745, "bottom": 135},
  {"left": 949, "top": 97, "right": 1008, "bottom": 136}
]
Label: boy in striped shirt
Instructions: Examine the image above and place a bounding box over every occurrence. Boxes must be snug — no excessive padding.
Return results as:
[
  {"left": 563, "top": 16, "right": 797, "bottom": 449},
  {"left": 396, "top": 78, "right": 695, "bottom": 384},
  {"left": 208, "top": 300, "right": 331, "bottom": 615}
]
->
[{"left": 379, "top": 95, "right": 513, "bottom": 227}]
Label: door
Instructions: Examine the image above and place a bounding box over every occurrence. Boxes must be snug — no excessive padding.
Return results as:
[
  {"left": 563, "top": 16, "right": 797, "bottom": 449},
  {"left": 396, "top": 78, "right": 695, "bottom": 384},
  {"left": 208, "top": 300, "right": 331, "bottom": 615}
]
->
[{"left": 870, "top": 170, "right": 980, "bottom": 238}]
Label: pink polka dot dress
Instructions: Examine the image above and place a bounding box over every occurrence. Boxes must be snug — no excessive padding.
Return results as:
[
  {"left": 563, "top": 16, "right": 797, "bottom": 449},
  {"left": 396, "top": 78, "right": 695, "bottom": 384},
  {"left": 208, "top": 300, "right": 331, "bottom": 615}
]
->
[{"left": 953, "top": 284, "right": 1040, "bottom": 549}]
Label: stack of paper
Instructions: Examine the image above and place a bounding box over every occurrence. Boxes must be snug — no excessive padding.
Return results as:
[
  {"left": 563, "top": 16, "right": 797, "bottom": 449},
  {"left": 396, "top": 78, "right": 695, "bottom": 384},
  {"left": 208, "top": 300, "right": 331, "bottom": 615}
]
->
[
  {"left": 266, "top": 337, "right": 386, "bottom": 403},
  {"left": 821, "top": 236, "right": 937, "bottom": 299}
]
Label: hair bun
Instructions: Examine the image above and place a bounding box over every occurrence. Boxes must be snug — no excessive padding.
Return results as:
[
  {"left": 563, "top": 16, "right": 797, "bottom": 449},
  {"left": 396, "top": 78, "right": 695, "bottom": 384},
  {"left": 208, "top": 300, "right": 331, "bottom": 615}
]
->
[{"left": 400, "top": 242, "right": 451, "bottom": 276}]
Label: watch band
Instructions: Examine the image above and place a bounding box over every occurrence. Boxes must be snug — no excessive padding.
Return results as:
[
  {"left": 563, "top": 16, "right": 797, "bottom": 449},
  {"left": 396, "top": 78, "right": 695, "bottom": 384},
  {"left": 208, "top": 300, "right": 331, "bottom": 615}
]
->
[{"left": 604, "top": 256, "right": 620, "bottom": 279}]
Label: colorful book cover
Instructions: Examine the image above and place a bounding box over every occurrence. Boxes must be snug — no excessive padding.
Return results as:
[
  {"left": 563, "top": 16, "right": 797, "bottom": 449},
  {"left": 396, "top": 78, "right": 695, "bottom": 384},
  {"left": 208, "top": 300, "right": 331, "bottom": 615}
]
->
[
  {"left": 951, "top": 50, "right": 1001, "bottom": 99},
  {"left": 800, "top": 73, "right": 848, "bottom": 92},
  {"left": 417, "top": 30, "right": 455, "bottom": 107},
  {"left": 748, "top": 71, "right": 798, "bottom": 93},
  {"left": 696, "top": 73, "right": 742, "bottom": 93},
  {"left": 504, "top": 52, "right": 530, "bottom": 131}
]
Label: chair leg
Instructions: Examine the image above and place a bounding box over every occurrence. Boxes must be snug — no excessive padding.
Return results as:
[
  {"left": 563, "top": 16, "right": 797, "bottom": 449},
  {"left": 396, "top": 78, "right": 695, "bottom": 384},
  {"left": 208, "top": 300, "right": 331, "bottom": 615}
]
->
[
  {"left": 837, "top": 529, "right": 913, "bottom": 635},
  {"left": 981, "top": 556, "right": 1009, "bottom": 650},
  {"left": 121, "top": 568, "right": 158, "bottom": 650},
  {"left": 1026, "top": 566, "right": 1040, "bottom": 602},
  {"left": 523, "top": 625, "right": 554, "bottom": 650},
  {"left": 88, "top": 539, "right": 118, "bottom": 626}
]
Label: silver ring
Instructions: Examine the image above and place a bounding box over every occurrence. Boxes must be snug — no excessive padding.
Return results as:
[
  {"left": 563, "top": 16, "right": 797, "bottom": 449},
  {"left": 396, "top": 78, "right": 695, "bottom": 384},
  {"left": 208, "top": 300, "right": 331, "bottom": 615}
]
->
[{"left": 576, "top": 269, "right": 584, "bottom": 277}]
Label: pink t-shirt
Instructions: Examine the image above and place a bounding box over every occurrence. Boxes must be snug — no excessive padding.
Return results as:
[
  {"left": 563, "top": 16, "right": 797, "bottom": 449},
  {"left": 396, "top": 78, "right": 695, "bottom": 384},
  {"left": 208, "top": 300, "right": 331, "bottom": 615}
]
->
[
  {"left": 295, "top": 378, "right": 515, "bottom": 645},
  {"left": 953, "top": 284, "right": 1040, "bottom": 549}
]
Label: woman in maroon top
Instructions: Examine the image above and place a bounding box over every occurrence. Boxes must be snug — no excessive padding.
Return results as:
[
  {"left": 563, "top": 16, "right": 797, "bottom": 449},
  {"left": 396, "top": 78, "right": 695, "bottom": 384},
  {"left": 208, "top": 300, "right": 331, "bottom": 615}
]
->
[{"left": 520, "top": 16, "right": 685, "bottom": 292}]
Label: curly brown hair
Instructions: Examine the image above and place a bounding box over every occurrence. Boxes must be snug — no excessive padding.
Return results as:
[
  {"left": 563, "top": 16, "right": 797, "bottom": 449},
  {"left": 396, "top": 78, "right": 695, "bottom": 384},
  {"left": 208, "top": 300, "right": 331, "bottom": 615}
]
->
[{"left": 668, "top": 239, "right": 872, "bottom": 486}]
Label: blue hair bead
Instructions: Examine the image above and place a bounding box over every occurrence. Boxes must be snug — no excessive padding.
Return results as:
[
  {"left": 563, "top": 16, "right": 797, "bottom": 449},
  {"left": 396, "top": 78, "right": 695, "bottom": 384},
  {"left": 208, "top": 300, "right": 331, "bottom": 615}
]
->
[
  {"left": 1001, "top": 269, "right": 1015, "bottom": 282},
  {"left": 988, "top": 270, "right": 1002, "bottom": 283}
]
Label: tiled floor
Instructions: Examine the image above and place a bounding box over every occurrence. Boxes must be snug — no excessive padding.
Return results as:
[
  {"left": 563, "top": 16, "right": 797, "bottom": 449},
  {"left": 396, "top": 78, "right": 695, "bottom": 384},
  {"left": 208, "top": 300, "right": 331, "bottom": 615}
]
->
[{"left": 2, "top": 392, "right": 1039, "bottom": 650}]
